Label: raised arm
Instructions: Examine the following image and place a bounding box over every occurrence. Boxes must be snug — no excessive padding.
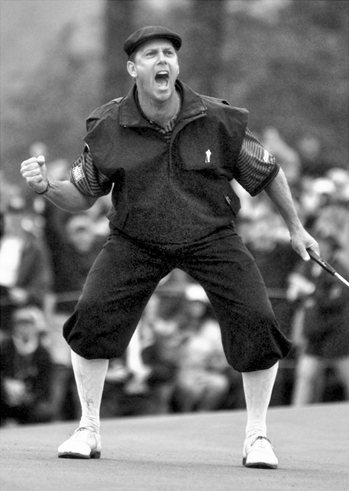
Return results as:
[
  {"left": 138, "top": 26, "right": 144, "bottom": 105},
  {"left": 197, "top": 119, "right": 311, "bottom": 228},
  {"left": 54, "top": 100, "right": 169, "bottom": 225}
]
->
[
  {"left": 264, "top": 168, "right": 319, "bottom": 260},
  {"left": 20, "top": 157, "right": 97, "bottom": 212}
]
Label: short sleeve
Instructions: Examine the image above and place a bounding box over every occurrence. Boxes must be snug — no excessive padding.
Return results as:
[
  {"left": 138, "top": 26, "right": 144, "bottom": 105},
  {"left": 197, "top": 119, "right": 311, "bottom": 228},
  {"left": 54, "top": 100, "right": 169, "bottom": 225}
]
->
[
  {"left": 234, "top": 129, "right": 280, "bottom": 196},
  {"left": 70, "top": 147, "right": 113, "bottom": 197}
]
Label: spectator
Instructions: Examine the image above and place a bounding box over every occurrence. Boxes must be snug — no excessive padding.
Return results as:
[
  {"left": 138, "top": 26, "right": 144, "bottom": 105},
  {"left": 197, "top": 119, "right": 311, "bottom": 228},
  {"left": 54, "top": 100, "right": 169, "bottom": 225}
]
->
[
  {"left": 141, "top": 301, "right": 187, "bottom": 414},
  {"left": 100, "top": 356, "right": 138, "bottom": 418},
  {"left": 174, "top": 319, "right": 232, "bottom": 412},
  {"left": 0, "top": 210, "right": 14, "bottom": 339},
  {"left": 100, "top": 287, "right": 189, "bottom": 418},
  {"left": 298, "top": 177, "right": 336, "bottom": 228},
  {"left": 0, "top": 195, "right": 53, "bottom": 339},
  {"left": 0, "top": 307, "right": 53, "bottom": 425},
  {"left": 239, "top": 208, "right": 299, "bottom": 334},
  {"left": 53, "top": 212, "right": 106, "bottom": 309},
  {"left": 290, "top": 207, "right": 349, "bottom": 405},
  {"left": 325, "top": 168, "right": 349, "bottom": 205},
  {"left": 173, "top": 285, "right": 232, "bottom": 412},
  {"left": 296, "top": 134, "right": 328, "bottom": 176}
]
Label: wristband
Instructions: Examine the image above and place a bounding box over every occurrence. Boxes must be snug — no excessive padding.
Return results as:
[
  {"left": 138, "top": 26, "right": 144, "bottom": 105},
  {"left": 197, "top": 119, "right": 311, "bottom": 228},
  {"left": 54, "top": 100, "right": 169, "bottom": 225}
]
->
[{"left": 35, "top": 179, "right": 51, "bottom": 195}]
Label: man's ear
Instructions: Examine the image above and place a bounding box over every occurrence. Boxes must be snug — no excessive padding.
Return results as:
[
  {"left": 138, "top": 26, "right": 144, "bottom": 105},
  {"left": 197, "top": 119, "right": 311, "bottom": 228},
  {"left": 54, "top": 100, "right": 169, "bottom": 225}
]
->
[{"left": 127, "top": 61, "right": 137, "bottom": 78}]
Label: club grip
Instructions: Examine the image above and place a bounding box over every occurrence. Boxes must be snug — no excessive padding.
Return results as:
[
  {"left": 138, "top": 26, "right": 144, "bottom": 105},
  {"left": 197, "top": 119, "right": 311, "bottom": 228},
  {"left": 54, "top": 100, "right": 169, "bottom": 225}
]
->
[{"left": 307, "top": 248, "right": 336, "bottom": 276}]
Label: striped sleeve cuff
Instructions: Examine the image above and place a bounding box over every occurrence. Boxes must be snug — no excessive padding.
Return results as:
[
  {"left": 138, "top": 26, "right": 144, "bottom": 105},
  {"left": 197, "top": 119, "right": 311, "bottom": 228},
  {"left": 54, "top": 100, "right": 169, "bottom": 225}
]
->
[
  {"left": 70, "top": 148, "right": 112, "bottom": 197},
  {"left": 235, "top": 129, "right": 280, "bottom": 196}
]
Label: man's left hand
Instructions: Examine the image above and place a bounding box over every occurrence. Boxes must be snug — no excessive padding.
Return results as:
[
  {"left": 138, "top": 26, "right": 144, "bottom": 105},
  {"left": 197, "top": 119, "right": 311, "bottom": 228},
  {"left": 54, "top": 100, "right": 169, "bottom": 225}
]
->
[{"left": 290, "top": 227, "right": 319, "bottom": 261}]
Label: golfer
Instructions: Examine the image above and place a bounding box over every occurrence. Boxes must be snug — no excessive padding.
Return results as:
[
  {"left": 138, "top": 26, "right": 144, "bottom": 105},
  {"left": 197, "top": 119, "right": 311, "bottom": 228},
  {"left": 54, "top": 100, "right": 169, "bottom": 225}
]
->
[{"left": 20, "top": 26, "right": 319, "bottom": 468}]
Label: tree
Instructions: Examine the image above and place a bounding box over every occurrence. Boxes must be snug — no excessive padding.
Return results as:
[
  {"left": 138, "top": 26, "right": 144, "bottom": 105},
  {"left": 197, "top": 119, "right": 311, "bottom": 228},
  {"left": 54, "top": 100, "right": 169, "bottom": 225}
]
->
[
  {"left": 185, "top": 0, "right": 226, "bottom": 96},
  {"left": 222, "top": 0, "right": 348, "bottom": 172},
  {"left": 103, "top": 0, "right": 139, "bottom": 101},
  {"left": 1, "top": 23, "right": 103, "bottom": 182}
]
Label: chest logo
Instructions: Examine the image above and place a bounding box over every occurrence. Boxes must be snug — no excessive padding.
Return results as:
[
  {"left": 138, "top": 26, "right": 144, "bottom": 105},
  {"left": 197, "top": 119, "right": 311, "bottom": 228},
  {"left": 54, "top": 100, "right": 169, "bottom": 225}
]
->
[{"left": 205, "top": 149, "right": 212, "bottom": 164}]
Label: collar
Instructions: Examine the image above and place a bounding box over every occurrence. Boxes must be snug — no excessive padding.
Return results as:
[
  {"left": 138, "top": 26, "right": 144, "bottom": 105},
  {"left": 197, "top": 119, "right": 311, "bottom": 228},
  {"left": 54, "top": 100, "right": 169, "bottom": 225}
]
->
[{"left": 119, "top": 79, "right": 207, "bottom": 128}]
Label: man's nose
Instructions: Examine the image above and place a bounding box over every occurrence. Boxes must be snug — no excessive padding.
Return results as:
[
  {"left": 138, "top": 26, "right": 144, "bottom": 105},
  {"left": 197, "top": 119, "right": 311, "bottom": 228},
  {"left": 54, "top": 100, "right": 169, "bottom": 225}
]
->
[{"left": 157, "top": 50, "right": 167, "bottom": 63}]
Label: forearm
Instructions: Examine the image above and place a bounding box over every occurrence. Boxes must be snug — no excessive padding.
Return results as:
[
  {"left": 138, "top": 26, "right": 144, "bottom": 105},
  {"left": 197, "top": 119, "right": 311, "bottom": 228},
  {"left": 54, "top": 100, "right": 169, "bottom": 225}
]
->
[
  {"left": 42, "top": 179, "right": 97, "bottom": 212},
  {"left": 264, "top": 168, "right": 318, "bottom": 259},
  {"left": 21, "top": 157, "right": 97, "bottom": 212},
  {"left": 264, "top": 169, "right": 303, "bottom": 233}
]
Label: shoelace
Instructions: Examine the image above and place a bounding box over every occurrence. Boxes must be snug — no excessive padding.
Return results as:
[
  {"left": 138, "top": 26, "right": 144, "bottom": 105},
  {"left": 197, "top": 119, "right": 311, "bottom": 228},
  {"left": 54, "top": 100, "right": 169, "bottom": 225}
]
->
[
  {"left": 249, "top": 436, "right": 274, "bottom": 450},
  {"left": 73, "top": 427, "right": 95, "bottom": 437}
]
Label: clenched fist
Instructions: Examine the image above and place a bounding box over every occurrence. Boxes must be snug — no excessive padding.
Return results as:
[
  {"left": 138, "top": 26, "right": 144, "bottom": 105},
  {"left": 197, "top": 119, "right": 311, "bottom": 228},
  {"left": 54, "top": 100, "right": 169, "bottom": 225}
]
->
[{"left": 20, "top": 155, "right": 49, "bottom": 194}]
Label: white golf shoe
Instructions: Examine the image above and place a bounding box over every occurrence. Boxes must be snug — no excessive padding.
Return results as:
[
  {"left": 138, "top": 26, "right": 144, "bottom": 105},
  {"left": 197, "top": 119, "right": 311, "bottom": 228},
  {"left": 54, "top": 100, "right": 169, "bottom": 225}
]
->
[
  {"left": 242, "top": 435, "right": 278, "bottom": 469},
  {"left": 58, "top": 427, "right": 101, "bottom": 459}
]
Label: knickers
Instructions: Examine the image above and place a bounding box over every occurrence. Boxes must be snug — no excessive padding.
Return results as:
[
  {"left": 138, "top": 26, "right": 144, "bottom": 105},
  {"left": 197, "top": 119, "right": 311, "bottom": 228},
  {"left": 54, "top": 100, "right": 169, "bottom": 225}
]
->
[{"left": 63, "top": 226, "right": 292, "bottom": 372}]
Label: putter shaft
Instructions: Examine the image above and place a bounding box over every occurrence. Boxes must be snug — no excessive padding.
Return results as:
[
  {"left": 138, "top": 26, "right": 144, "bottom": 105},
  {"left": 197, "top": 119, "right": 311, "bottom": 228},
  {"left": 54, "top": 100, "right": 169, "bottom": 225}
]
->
[
  {"left": 334, "top": 272, "right": 349, "bottom": 288},
  {"left": 307, "top": 248, "right": 349, "bottom": 289}
]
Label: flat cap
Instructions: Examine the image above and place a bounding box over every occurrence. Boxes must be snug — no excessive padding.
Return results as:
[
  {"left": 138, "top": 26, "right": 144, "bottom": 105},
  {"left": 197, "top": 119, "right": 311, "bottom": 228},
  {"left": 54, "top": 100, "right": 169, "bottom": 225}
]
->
[{"left": 124, "top": 26, "right": 182, "bottom": 57}]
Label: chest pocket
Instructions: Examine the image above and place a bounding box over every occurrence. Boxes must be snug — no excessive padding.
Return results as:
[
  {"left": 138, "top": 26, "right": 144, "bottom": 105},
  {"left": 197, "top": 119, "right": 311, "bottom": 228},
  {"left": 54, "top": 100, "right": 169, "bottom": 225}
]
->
[
  {"left": 174, "top": 118, "right": 241, "bottom": 215},
  {"left": 176, "top": 118, "right": 236, "bottom": 180}
]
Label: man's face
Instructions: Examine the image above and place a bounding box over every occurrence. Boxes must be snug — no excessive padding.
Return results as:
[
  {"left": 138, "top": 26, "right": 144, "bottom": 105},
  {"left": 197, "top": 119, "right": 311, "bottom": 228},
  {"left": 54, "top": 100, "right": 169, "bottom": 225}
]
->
[{"left": 127, "top": 39, "right": 180, "bottom": 103}]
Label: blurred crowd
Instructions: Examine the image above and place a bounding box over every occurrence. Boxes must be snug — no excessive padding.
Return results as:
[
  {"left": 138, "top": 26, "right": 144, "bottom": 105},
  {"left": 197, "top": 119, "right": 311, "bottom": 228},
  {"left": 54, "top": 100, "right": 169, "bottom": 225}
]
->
[{"left": 1, "top": 133, "right": 348, "bottom": 427}]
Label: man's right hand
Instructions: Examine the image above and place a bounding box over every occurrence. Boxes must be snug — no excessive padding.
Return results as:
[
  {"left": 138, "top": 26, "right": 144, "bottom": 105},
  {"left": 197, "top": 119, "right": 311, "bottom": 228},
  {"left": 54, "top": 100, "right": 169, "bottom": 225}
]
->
[
  {"left": 20, "top": 156, "right": 48, "bottom": 194},
  {"left": 21, "top": 155, "right": 98, "bottom": 212}
]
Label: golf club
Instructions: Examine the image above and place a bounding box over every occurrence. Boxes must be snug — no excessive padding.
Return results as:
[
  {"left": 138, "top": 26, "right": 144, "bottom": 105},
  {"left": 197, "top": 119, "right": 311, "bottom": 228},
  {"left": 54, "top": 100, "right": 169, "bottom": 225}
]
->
[{"left": 307, "top": 248, "right": 349, "bottom": 288}]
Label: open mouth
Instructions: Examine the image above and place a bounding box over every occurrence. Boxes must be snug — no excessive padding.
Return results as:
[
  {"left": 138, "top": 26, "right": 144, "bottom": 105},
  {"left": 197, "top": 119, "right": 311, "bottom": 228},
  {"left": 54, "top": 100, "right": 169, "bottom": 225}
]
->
[{"left": 155, "top": 71, "right": 169, "bottom": 88}]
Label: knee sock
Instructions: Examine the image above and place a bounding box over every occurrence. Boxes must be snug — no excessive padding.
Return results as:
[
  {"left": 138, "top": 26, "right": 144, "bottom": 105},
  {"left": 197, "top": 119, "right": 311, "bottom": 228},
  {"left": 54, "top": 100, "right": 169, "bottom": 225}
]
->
[
  {"left": 242, "top": 362, "right": 278, "bottom": 440},
  {"left": 71, "top": 350, "right": 109, "bottom": 434}
]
